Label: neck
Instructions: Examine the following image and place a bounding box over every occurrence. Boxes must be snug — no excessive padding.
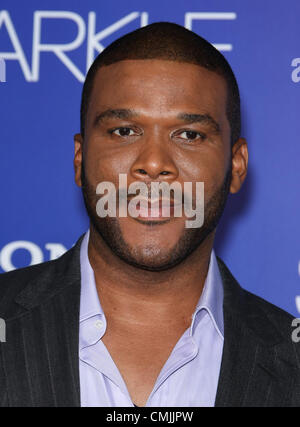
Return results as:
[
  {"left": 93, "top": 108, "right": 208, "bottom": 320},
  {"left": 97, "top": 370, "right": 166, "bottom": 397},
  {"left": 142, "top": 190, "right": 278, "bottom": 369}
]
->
[{"left": 88, "top": 223, "right": 215, "bottom": 325}]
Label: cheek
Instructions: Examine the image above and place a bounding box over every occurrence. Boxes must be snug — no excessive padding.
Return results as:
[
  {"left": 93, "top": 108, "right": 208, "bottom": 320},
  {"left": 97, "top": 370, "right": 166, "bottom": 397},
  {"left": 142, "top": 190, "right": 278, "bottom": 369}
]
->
[
  {"left": 84, "top": 138, "right": 135, "bottom": 185},
  {"left": 180, "top": 151, "right": 228, "bottom": 194}
]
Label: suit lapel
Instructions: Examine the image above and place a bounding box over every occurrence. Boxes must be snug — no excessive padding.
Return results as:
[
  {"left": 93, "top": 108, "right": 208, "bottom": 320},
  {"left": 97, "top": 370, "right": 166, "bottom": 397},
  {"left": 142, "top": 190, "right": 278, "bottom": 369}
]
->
[
  {"left": 1, "top": 236, "right": 83, "bottom": 407},
  {"left": 215, "top": 311, "right": 276, "bottom": 407},
  {"left": 215, "top": 258, "right": 295, "bottom": 407}
]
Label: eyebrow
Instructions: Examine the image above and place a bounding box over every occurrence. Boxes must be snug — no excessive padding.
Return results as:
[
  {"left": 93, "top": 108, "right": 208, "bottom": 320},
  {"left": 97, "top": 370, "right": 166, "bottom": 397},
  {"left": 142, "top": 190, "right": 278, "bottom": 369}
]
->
[
  {"left": 94, "top": 109, "right": 138, "bottom": 126},
  {"left": 176, "top": 112, "right": 220, "bottom": 133},
  {"left": 94, "top": 108, "right": 221, "bottom": 133}
]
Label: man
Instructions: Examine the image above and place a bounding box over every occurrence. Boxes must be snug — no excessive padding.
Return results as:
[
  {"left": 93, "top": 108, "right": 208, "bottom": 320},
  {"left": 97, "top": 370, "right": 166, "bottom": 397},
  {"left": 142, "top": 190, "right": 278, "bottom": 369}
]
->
[{"left": 0, "top": 22, "right": 299, "bottom": 407}]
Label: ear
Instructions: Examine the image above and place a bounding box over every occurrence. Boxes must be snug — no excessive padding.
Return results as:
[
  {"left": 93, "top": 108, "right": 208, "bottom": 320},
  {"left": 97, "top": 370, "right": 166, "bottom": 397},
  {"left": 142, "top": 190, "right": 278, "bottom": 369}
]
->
[
  {"left": 74, "top": 133, "right": 83, "bottom": 188},
  {"left": 229, "top": 137, "right": 249, "bottom": 194}
]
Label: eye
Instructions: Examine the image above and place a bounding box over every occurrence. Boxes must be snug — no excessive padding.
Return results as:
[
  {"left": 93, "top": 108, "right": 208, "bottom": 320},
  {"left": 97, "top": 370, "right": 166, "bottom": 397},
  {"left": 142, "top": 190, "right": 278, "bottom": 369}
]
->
[
  {"left": 109, "top": 127, "right": 137, "bottom": 137},
  {"left": 177, "top": 130, "right": 207, "bottom": 141}
]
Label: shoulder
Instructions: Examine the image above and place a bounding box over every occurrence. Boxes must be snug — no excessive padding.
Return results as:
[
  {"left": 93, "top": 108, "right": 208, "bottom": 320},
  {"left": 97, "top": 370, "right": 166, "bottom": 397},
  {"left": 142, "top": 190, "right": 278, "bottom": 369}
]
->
[
  {"left": 0, "top": 235, "right": 84, "bottom": 319},
  {"left": 0, "top": 258, "right": 60, "bottom": 318},
  {"left": 217, "top": 256, "right": 298, "bottom": 343},
  {"left": 242, "top": 286, "right": 296, "bottom": 341}
]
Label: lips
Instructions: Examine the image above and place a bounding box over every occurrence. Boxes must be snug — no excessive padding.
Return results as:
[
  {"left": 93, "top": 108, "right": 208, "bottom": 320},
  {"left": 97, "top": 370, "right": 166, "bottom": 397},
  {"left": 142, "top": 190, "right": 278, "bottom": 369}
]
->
[{"left": 130, "top": 198, "right": 181, "bottom": 219}]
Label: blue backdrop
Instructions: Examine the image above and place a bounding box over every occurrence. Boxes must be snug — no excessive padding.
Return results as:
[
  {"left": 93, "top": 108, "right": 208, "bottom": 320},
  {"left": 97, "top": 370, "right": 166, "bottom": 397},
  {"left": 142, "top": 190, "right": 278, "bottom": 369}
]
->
[{"left": 1, "top": 0, "right": 300, "bottom": 316}]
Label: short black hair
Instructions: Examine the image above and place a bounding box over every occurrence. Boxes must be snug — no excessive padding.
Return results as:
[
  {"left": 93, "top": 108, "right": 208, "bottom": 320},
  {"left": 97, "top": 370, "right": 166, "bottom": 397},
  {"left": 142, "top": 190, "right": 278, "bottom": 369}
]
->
[{"left": 80, "top": 21, "right": 241, "bottom": 145}]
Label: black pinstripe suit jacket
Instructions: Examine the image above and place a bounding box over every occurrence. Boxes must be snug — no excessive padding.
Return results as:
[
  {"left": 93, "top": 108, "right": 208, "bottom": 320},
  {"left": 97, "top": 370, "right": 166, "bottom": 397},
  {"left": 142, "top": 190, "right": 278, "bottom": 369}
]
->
[{"left": 0, "top": 234, "right": 299, "bottom": 407}]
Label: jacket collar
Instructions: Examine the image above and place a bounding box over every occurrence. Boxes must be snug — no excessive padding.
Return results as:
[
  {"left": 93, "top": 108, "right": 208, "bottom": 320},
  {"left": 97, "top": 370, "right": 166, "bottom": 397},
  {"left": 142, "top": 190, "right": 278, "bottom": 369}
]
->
[{"left": 14, "top": 234, "right": 84, "bottom": 312}]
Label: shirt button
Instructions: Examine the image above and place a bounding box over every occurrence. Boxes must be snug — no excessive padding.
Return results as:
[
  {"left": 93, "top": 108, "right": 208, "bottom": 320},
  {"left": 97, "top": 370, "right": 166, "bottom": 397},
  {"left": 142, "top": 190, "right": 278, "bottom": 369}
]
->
[{"left": 95, "top": 320, "right": 104, "bottom": 329}]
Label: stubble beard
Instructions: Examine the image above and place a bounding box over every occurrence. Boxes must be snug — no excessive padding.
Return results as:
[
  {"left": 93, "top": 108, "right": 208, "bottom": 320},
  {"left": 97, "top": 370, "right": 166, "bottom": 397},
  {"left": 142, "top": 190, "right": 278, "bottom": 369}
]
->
[{"left": 81, "top": 164, "right": 232, "bottom": 272}]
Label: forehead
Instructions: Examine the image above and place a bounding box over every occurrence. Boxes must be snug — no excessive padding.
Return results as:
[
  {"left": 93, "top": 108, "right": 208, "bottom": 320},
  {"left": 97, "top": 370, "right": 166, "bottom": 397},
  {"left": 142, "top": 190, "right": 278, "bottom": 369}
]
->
[{"left": 88, "top": 59, "right": 228, "bottom": 120}]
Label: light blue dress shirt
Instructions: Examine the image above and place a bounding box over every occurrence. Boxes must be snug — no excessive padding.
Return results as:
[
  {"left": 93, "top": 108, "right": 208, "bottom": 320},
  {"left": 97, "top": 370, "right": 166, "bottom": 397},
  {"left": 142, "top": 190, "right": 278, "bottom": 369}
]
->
[{"left": 79, "top": 230, "right": 224, "bottom": 407}]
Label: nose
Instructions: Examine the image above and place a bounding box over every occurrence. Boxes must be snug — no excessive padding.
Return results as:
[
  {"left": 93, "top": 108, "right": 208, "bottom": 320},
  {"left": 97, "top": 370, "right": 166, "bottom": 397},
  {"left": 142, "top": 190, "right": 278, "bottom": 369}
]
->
[{"left": 130, "top": 139, "right": 179, "bottom": 182}]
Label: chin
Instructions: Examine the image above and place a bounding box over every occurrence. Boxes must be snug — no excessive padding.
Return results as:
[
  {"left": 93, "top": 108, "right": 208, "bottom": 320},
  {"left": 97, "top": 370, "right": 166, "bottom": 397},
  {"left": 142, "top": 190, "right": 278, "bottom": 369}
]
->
[{"left": 117, "top": 245, "right": 186, "bottom": 272}]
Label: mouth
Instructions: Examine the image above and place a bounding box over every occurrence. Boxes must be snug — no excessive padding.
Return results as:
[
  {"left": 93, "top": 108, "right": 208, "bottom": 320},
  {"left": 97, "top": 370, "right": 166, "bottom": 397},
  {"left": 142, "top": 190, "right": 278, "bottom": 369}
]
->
[{"left": 128, "top": 198, "right": 183, "bottom": 223}]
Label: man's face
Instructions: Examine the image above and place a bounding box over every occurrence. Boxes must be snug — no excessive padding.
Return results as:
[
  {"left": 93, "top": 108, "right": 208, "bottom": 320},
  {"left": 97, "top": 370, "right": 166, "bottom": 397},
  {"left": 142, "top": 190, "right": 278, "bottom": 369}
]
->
[{"left": 75, "top": 59, "right": 244, "bottom": 271}]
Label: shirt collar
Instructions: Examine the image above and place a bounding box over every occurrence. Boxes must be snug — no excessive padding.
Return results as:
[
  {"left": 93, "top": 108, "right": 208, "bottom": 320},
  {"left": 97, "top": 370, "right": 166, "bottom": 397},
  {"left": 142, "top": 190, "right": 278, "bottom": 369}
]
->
[
  {"left": 79, "top": 229, "right": 224, "bottom": 337},
  {"left": 191, "top": 249, "right": 224, "bottom": 339},
  {"left": 79, "top": 230, "right": 103, "bottom": 322}
]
